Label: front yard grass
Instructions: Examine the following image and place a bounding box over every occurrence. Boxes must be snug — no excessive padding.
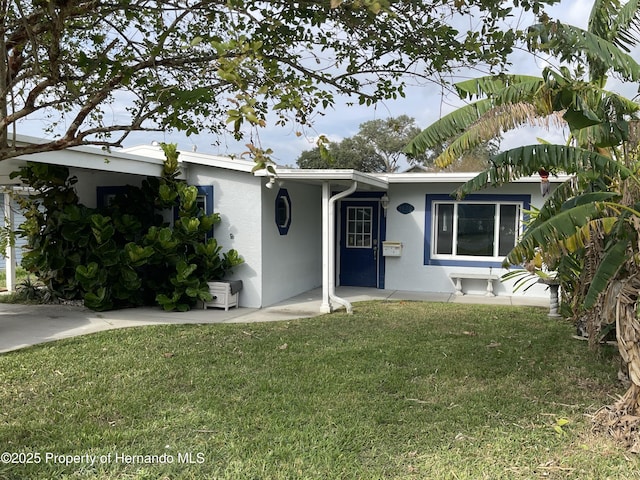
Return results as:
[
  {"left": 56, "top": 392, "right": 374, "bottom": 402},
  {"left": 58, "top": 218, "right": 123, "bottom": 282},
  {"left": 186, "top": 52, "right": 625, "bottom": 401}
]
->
[{"left": 0, "top": 301, "right": 638, "bottom": 479}]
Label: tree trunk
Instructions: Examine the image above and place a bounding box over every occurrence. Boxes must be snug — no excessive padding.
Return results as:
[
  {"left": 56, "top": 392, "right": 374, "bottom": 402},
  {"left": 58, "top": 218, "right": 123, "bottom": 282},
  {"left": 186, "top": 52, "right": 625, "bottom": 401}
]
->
[
  {"left": 593, "top": 273, "right": 640, "bottom": 451},
  {"left": 591, "top": 177, "right": 640, "bottom": 448}
]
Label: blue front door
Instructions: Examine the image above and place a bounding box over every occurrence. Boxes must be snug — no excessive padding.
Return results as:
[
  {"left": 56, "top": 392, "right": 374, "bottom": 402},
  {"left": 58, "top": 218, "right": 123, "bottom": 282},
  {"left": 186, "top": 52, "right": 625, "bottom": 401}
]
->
[{"left": 340, "top": 200, "right": 380, "bottom": 287}]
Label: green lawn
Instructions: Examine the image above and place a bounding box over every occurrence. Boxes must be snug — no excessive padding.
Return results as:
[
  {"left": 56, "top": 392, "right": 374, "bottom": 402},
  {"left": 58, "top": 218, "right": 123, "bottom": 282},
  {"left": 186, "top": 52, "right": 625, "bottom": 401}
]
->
[{"left": 0, "top": 301, "right": 637, "bottom": 479}]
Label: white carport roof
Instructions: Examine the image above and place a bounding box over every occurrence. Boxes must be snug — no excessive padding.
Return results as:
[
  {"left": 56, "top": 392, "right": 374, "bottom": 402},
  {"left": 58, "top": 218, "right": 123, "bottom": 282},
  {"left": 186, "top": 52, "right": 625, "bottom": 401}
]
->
[
  {"left": 2, "top": 137, "right": 573, "bottom": 188},
  {"left": 0, "top": 138, "right": 261, "bottom": 185},
  {"left": 120, "top": 144, "right": 257, "bottom": 173},
  {"left": 0, "top": 135, "right": 168, "bottom": 184}
]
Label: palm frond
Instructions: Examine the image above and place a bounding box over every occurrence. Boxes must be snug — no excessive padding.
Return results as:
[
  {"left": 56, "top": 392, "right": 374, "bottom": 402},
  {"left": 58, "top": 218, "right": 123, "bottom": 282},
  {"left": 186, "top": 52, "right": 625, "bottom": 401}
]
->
[
  {"left": 505, "top": 202, "right": 610, "bottom": 266},
  {"left": 433, "top": 104, "right": 563, "bottom": 168},
  {"left": 453, "top": 144, "right": 633, "bottom": 199},
  {"left": 454, "top": 75, "right": 544, "bottom": 101},
  {"left": 530, "top": 22, "right": 640, "bottom": 82},
  {"left": 589, "top": 0, "right": 624, "bottom": 42},
  {"left": 500, "top": 268, "right": 556, "bottom": 293},
  {"left": 568, "top": 89, "right": 640, "bottom": 147},
  {"left": 403, "top": 99, "right": 494, "bottom": 157},
  {"left": 518, "top": 194, "right": 620, "bottom": 261},
  {"left": 574, "top": 120, "right": 630, "bottom": 148},
  {"left": 562, "top": 216, "right": 620, "bottom": 252},
  {"left": 605, "top": 0, "right": 640, "bottom": 51},
  {"left": 405, "top": 76, "right": 547, "bottom": 159}
]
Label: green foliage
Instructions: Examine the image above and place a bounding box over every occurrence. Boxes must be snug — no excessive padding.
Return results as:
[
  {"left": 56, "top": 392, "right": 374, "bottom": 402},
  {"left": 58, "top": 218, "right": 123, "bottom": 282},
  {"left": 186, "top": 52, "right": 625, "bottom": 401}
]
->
[
  {"left": 297, "top": 116, "right": 425, "bottom": 172},
  {"left": 297, "top": 137, "right": 385, "bottom": 171},
  {"left": 14, "top": 146, "right": 243, "bottom": 312},
  {"left": 454, "top": 145, "right": 633, "bottom": 199},
  {"left": 1, "top": 1, "right": 558, "bottom": 163},
  {"left": 156, "top": 261, "right": 212, "bottom": 312},
  {"left": 405, "top": 1, "right": 640, "bottom": 348},
  {"left": 14, "top": 276, "right": 48, "bottom": 303}
]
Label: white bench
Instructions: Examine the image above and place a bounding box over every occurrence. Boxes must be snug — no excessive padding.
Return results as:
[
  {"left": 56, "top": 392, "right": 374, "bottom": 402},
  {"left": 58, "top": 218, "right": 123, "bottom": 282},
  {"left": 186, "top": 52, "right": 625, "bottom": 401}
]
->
[{"left": 449, "top": 273, "right": 499, "bottom": 297}]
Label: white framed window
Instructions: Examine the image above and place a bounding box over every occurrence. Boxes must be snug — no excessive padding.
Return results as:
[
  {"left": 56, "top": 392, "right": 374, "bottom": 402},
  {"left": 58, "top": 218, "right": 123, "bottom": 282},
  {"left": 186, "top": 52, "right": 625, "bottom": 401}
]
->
[{"left": 431, "top": 200, "right": 522, "bottom": 261}]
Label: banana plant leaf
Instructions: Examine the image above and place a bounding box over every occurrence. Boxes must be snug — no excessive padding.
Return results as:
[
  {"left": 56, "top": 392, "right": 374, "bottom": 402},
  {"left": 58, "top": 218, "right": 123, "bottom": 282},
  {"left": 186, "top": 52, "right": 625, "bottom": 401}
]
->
[
  {"left": 529, "top": 22, "right": 640, "bottom": 81},
  {"left": 405, "top": 75, "right": 545, "bottom": 160},
  {"left": 505, "top": 202, "right": 609, "bottom": 266},
  {"left": 603, "top": 0, "right": 640, "bottom": 51},
  {"left": 403, "top": 99, "right": 494, "bottom": 157},
  {"left": 561, "top": 217, "right": 619, "bottom": 252},
  {"left": 454, "top": 75, "right": 544, "bottom": 101},
  {"left": 454, "top": 144, "right": 633, "bottom": 199},
  {"left": 584, "top": 238, "right": 630, "bottom": 309}
]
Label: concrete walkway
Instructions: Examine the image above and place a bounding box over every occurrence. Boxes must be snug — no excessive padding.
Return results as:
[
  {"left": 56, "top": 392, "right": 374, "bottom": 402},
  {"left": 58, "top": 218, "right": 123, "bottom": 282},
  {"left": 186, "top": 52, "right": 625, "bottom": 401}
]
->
[{"left": 0, "top": 287, "right": 550, "bottom": 354}]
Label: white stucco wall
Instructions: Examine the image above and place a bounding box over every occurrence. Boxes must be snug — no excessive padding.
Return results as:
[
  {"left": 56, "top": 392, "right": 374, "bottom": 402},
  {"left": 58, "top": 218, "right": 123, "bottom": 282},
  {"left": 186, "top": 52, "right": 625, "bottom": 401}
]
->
[
  {"left": 383, "top": 179, "right": 554, "bottom": 299},
  {"left": 260, "top": 181, "right": 322, "bottom": 306},
  {"left": 186, "top": 165, "right": 263, "bottom": 308}
]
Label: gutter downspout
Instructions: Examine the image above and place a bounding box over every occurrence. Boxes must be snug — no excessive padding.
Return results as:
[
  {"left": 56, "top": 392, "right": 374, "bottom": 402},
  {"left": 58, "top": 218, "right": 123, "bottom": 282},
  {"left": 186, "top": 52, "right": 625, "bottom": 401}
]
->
[{"left": 320, "top": 181, "right": 357, "bottom": 314}]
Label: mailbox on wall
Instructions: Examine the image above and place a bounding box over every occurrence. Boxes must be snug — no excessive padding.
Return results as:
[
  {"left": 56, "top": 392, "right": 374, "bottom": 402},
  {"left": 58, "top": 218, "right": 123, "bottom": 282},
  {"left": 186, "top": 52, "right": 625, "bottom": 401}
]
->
[{"left": 382, "top": 241, "right": 403, "bottom": 257}]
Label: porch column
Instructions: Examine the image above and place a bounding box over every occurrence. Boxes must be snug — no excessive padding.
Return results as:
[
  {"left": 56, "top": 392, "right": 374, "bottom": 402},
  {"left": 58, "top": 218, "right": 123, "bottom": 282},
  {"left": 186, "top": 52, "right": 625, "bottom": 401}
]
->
[
  {"left": 4, "top": 191, "right": 15, "bottom": 292},
  {"left": 320, "top": 182, "right": 332, "bottom": 313}
]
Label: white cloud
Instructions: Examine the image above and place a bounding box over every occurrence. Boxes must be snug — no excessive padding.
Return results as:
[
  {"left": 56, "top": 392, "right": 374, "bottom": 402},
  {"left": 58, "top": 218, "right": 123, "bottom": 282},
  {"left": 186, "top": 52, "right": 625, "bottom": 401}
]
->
[{"left": 547, "top": 0, "right": 591, "bottom": 28}]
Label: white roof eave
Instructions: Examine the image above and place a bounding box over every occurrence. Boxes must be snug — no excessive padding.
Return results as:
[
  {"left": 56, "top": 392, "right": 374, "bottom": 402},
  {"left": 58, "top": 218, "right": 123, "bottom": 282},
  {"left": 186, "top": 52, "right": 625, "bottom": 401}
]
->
[
  {"left": 121, "top": 145, "right": 256, "bottom": 173},
  {"left": 265, "top": 168, "right": 389, "bottom": 191},
  {"left": 383, "top": 172, "right": 573, "bottom": 184}
]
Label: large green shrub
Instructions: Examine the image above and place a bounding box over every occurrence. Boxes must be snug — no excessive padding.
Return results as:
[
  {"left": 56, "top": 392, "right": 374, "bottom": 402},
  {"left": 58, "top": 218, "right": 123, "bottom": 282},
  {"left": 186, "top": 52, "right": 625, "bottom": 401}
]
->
[{"left": 12, "top": 144, "right": 243, "bottom": 311}]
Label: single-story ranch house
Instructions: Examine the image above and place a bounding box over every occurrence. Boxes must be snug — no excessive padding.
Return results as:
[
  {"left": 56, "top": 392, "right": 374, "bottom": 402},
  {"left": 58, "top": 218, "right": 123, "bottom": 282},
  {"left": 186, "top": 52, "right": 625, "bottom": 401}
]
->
[{"left": 0, "top": 135, "right": 564, "bottom": 312}]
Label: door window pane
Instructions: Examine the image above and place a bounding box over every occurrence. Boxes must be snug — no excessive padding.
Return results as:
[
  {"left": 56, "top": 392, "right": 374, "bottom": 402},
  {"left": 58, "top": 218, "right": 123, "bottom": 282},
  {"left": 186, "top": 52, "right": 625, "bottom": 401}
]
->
[{"left": 347, "top": 206, "right": 373, "bottom": 248}]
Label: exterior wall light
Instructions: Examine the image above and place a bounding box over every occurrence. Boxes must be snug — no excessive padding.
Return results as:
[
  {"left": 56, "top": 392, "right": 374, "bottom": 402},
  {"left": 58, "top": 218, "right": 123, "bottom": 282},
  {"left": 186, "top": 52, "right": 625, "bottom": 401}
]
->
[
  {"left": 380, "top": 193, "right": 390, "bottom": 216},
  {"left": 265, "top": 176, "right": 276, "bottom": 189}
]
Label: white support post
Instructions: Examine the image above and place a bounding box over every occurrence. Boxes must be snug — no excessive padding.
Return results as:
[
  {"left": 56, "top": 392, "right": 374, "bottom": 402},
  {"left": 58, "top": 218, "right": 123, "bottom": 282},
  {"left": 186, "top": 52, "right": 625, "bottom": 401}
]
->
[
  {"left": 4, "top": 191, "right": 15, "bottom": 292},
  {"left": 320, "top": 182, "right": 332, "bottom": 313}
]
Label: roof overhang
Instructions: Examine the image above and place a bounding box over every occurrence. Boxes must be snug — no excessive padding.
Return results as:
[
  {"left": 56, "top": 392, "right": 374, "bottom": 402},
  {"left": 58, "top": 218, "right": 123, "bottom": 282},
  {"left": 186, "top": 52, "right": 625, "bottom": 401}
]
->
[
  {"left": 1, "top": 137, "right": 260, "bottom": 186},
  {"left": 383, "top": 172, "right": 573, "bottom": 184},
  {"left": 0, "top": 136, "right": 169, "bottom": 185},
  {"left": 263, "top": 168, "right": 388, "bottom": 191},
  {"left": 120, "top": 144, "right": 257, "bottom": 173}
]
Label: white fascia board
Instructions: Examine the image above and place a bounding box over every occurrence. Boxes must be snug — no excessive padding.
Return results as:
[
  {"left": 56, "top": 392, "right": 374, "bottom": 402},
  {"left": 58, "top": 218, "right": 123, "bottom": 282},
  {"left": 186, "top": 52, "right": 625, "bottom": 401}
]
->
[
  {"left": 181, "top": 155, "right": 256, "bottom": 173},
  {"left": 8, "top": 135, "right": 169, "bottom": 177},
  {"left": 121, "top": 145, "right": 256, "bottom": 173},
  {"left": 384, "top": 172, "right": 572, "bottom": 184},
  {"left": 268, "top": 168, "right": 389, "bottom": 190},
  {"left": 20, "top": 147, "right": 167, "bottom": 177}
]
